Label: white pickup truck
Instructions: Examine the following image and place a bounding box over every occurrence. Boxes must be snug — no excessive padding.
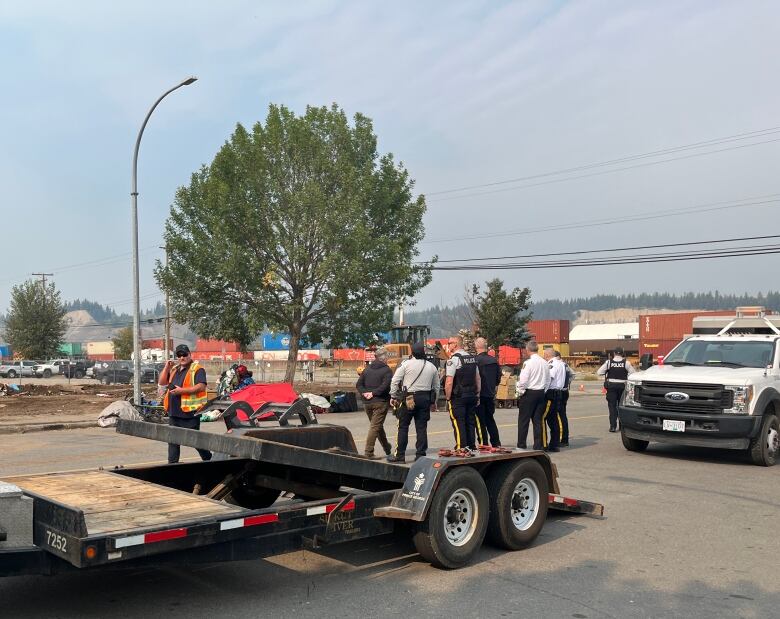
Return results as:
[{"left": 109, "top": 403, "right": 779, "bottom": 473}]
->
[
  {"left": 619, "top": 309, "right": 780, "bottom": 466},
  {"left": 33, "top": 359, "right": 70, "bottom": 378}
]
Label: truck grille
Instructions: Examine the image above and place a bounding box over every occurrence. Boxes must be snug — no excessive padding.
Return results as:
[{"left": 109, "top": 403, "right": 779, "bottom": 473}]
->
[{"left": 637, "top": 381, "right": 733, "bottom": 413}]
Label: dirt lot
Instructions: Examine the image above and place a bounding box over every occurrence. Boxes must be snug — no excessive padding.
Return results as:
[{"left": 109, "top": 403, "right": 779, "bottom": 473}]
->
[{"left": 0, "top": 379, "right": 360, "bottom": 427}]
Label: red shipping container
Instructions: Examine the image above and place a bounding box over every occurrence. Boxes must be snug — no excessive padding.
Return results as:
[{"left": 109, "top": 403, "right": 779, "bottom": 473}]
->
[
  {"left": 497, "top": 345, "right": 523, "bottom": 366},
  {"left": 88, "top": 353, "right": 115, "bottom": 361},
  {"left": 527, "top": 320, "right": 570, "bottom": 343},
  {"left": 639, "top": 338, "right": 687, "bottom": 359},
  {"left": 142, "top": 338, "right": 174, "bottom": 350},
  {"left": 333, "top": 348, "right": 367, "bottom": 361},
  {"left": 195, "top": 338, "right": 241, "bottom": 352},
  {"left": 638, "top": 311, "right": 734, "bottom": 341}
]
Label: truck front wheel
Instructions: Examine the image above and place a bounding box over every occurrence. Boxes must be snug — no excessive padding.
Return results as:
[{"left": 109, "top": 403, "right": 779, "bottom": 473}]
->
[
  {"left": 749, "top": 412, "right": 778, "bottom": 467},
  {"left": 486, "top": 459, "right": 548, "bottom": 550},
  {"left": 412, "top": 466, "right": 489, "bottom": 569},
  {"left": 621, "top": 429, "right": 649, "bottom": 452}
]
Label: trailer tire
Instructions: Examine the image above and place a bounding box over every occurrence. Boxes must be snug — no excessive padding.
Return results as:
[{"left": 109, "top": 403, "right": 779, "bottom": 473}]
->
[
  {"left": 749, "top": 412, "right": 778, "bottom": 467},
  {"left": 412, "top": 466, "right": 488, "bottom": 569},
  {"left": 620, "top": 429, "right": 648, "bottom": 452},
  {"left": 485, "top": 459, "right": 548, "bottom": 550}
]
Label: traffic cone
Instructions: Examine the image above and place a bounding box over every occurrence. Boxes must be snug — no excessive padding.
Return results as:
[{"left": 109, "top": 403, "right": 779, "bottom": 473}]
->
[{"left": 579, "top": 384, "right": 585, "bottom": 392}]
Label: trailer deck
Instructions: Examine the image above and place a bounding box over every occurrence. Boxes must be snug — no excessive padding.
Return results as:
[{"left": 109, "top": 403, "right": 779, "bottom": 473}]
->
[{"left": 6, "top": 470, "right": 245, "bottom": 535}]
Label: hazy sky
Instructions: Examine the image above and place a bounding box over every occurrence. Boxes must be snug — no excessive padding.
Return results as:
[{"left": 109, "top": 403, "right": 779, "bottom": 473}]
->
[{"left": 2, "top": 0, "right": 779, "bottom": 316}]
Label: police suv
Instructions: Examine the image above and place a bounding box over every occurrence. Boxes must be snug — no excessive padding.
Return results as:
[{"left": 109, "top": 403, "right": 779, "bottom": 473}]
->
[{"left": 619, "top": 308, "right": 780, "bottom": 466}]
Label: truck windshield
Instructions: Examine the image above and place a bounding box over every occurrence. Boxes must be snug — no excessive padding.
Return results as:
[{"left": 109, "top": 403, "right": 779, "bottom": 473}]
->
[{"left": 665, "top": 340, "right": 775, "bottom": 368}]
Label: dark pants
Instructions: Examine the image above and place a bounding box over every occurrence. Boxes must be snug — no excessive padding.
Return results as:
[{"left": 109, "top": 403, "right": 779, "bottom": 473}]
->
[
  {"left": 559, "top": 390, "right": 570, "bottom": 443},
  {"left": 449, "top": 396, "right": 478, "bottom": 449},
  {"left": 476, "top": 396, "right": 501, "bottom": 446},
  {"left": 168, "top": 415, "right": 212, "bottom": 464},
  {"left": 364, "top": 400, "right": 392, "bottom": 457},
  {"left": 517, "top": 389, "right": 547, "bottom": 450},
  {"left": 394, "top": 392, "right": 432, "bottom": 459},
  {"left": 544, "top": 389, "right": 562, "bottom": 450},
  {"left": 606, "top": 383, "right": 626, "bottom": 430}
]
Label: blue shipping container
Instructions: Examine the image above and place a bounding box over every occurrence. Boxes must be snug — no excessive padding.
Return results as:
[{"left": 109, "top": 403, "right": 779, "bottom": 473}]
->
[
  {"left": 262, "top": 334, "right": 321, "bottom": 350},
  {"left": 0, "top": 344, "right": 11, "bottom": 359}
]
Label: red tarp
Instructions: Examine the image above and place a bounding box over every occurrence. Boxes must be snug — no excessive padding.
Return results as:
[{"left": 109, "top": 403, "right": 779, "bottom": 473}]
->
[{"left": 230, "top": 382, "right": 298, "bottom": 410}]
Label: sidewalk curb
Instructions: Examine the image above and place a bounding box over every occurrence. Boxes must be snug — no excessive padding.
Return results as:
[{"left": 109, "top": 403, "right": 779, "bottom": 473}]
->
[{"left": 0, "top": 421, "right": 97, "bottom": 435}]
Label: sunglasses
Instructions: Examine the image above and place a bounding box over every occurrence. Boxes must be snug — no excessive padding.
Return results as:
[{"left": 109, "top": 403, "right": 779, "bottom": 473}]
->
[{"left": 175, "top": 352, "right": 189, "bottom": 358}]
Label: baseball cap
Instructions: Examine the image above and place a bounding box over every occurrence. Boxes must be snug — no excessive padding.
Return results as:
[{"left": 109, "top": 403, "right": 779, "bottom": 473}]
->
[{"left": 175, "top": 344, "right": 191, "bottom": 356}]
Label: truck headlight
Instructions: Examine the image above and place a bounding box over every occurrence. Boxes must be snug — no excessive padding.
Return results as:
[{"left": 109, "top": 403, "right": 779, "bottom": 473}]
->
[
  {"left": 623, "top": 380, "right": 641, "bottom": 407},
  {"left": 724, "top": 385, "right": 752, "bottom": 414}
]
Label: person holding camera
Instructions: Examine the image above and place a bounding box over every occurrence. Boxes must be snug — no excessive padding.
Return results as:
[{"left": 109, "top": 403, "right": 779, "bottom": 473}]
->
[
  {"left": 387, "top": 342, "right": 440, "bottom": 463},
  {"left": 158, "top": 344, "right": 212, "bottom": 463}
]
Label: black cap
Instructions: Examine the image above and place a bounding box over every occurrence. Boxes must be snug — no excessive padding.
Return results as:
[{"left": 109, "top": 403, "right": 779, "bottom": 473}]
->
[
  {"left": 411, "top": 342, "right": 426, "bottom": 359},
  {"left": 614, "top": 346, "right": 624, "bottom": 356},
  {"left": 175, "top": 344, "right": 191, "bottom": 356}
]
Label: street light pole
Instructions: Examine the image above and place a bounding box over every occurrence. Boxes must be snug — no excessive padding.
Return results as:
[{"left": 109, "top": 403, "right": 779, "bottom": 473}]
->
[{"left": 131, "top": 76, "right": 197, "bottom": 405}]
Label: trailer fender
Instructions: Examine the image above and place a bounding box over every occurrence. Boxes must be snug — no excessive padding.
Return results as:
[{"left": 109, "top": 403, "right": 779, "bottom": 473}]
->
[{"left": 374, "top": 451, "right": 554, "bottom": 522}]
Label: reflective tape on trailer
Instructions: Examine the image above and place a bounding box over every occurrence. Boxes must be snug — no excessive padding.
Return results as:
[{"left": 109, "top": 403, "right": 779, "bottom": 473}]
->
[
  {"left": 114, "top": 527, "right": 188, "bottom": 548},
  {"left": 306, "top": 500, "right": 356, "bottom": 516},
  {"left": 219, "top": 513, "right": 279, "bottom": 531},
  {"left": 549, "top": 494, "right": 578, "bottom": 507}
]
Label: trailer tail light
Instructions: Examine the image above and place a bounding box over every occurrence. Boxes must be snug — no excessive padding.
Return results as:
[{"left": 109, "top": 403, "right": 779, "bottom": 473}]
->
[{"left": 85, "top": 546, "right": 97, "bottom": 560}]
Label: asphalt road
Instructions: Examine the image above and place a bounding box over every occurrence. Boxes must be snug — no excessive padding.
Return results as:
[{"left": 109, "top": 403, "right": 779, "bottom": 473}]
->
[{"left": 1, "top": 395, "right": 778, "bottom": 618}]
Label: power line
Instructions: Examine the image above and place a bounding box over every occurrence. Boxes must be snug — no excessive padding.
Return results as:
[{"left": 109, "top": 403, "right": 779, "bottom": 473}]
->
[
  {"left": 432, "top": 233, "right": 780, "bottom": 264},
  {"left": 422, "top": 193, "right": 780, "bottom": 245},
  {"left": 428, "top": 244, "right": 780, "bottom": 271},
  {"left": 426, "top": 125, "right": 780, "bottom": 199}
]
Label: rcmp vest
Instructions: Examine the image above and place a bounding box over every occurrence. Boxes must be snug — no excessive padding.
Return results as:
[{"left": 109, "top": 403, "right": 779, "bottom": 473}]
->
[
  {"left": 452, "top": 353, "right": 478, "bottom": 398},
  {"left": 164, "top": 362, "right": 208, "bottom": 413},
  {"left": 606, "top": 359, "right": 628, "bottom": 381}
]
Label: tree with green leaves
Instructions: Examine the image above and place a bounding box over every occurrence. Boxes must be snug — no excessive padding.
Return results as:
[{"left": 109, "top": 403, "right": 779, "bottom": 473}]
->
[
  {"left": 467, "top": 279, "right": 532, "bottom": 350},
  {"left": 112, "top": 326, "right": 134, "bottom": 360},
  {"left": 3, "top": 279, "right": 68, "bottom": 359},
  {"left": 156, "top": 103, "right": 432, "bottom": 382}
]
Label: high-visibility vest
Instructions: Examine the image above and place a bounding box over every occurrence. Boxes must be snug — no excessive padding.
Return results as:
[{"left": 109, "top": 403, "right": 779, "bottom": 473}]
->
[{"left": 164, "top": 362, "right": 208, "bottom": 413}]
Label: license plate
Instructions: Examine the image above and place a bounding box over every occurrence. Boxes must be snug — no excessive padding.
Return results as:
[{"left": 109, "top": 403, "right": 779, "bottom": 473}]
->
[{"left": 662, "top": 419, "right": 685, "bottom": 432}]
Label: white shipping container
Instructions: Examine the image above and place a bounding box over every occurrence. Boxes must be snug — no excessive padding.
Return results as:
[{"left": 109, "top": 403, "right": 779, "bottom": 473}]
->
[{"left": 86, "top": 340, "right": 115, "bottom": 355}]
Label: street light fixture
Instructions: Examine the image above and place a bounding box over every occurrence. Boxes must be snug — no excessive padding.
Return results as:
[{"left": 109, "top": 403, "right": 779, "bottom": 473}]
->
[{"left": 131, "top": 76, "right": 197, "bottom": 405}]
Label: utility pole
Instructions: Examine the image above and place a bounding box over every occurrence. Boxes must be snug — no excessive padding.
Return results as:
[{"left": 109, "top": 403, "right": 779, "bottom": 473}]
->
[
  {"left": 160, "top": 246, "right": 171, "bottom": 361},
  {"left": 32, "top": 273, "right": 53, "bottom": 287}
]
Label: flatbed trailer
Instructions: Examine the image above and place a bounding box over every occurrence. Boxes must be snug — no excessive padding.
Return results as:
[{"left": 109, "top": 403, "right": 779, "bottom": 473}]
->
[{"left": 0, "top": 417, "right": 603, "bottom": 576}]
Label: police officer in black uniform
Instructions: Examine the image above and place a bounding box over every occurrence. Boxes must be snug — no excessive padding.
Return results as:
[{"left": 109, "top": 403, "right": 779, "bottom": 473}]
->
[
  {"left": 597, "top": 346, "right": 636, "bottom": 432},
  {"left": 474, "top": 337, "right": 501, "bottom": 446},
  {"left": 445, "top": 335, "right": 481, "bottom": 450}
]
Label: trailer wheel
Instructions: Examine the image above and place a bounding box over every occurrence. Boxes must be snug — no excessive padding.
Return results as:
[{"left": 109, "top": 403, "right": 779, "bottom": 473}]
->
[
  {"left": 486, "top": 459, "right": 548, "bottom": 550},
  {"left": 749, "top": 412, "right": 778, "bottom": 467},
  {"left": 412, "top": 466, "right": 488, "bottom": 569},
  {"left": 620, "top": 429, "right": 649, "bottom": 452}
]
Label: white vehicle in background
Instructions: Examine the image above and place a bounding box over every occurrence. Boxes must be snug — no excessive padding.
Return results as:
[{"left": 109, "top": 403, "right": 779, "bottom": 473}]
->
[
  {"left": 33, "top": 359, "right": 71, "bottom": 378},
  {"left": 0, "top": 360, "right": 38, "bottom": 378},
  {"left": 620, "top": 307, "right": 780, "bottom": 466}
]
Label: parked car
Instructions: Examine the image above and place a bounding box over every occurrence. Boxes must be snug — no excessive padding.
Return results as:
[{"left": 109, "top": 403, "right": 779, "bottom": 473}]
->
[
  {"left": 33, "top": 359, "right": 71, "bottom": 378},
  {"left": 91, "top": 361, "right": 161, "bottom": 385},
  {"left": 0, "top": 361, "right": 39, "bottom": 378},
  {"left": 62, "top": 360, "right": 95, "bottom": 379}
]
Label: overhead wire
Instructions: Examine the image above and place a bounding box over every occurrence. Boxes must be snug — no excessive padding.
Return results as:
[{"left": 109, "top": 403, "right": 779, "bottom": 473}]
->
[
  {"left": 422, "top": 193, "right": 780, "bottom": 245},
  {"left": 425, "top": 126, "right": 780, "bottom": 201},
  {"left": 432, "top": 233, "right": 780, "bottom": 263}
]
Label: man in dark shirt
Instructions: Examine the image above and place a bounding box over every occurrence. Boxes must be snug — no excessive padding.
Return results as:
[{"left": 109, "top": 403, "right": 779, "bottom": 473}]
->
[
  {"left": 356, "top": 347, "right": 393, "bottom": 458},
  {"left": 475, "top": 337, "right": 502, "bottom": 447},
  {"left": 159, "top": 344, "right": 212, "bottom": 463}
]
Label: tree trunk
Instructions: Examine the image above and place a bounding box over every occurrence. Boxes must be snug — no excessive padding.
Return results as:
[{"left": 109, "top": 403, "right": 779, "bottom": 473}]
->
[{"left": 284, "top": 324, "right": 302, "bottom": 384}]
